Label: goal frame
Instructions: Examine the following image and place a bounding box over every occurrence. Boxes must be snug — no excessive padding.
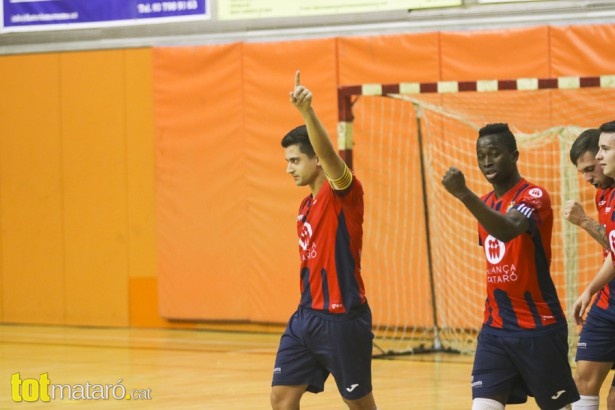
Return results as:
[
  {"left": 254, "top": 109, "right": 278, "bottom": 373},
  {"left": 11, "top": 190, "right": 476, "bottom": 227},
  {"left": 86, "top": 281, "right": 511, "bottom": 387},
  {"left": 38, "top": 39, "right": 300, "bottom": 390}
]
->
[{"left": 337, "top": 74, "right": 615, "bottom": 357}]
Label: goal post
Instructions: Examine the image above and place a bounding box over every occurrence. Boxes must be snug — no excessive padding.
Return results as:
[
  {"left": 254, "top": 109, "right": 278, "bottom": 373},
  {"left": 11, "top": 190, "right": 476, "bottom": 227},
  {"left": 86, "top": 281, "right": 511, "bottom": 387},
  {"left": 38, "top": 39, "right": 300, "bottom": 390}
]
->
[{"left": 338, "top": 75, "right": 615, "bottom": 356}]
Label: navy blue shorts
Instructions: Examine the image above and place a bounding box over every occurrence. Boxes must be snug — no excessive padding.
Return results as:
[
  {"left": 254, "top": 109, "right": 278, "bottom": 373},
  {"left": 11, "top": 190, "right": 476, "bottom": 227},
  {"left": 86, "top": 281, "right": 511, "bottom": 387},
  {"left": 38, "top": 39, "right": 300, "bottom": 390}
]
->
[
  {"left": 472, "top": 330, "right": 579, "bottom": 409},
  {"left": 271, "top": 305, "right": 374, "bottom": 400},
  {"left": 575, "top": 308, "right": 615, "bottom": 365}
]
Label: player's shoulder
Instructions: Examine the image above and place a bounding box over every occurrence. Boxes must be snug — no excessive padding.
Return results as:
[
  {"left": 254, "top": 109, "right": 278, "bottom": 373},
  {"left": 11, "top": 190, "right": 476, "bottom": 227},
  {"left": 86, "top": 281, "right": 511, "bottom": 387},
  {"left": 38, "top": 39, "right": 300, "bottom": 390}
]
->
[
  {"left": 599, "top": 185, "right": 615, "bottom": 199},
  {"left": 480, "top": 190, "right": 495, "bottom": 202},
  {"left": 519, "top": 179, "right": 550, "bottom": 201}
]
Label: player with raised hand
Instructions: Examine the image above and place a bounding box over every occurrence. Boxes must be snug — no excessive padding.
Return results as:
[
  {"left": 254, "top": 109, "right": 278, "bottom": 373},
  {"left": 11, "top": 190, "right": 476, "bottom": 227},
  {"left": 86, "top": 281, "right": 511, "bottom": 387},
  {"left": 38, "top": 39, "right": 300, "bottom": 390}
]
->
[
  {"left": 442, "top": 123, "right": 579, "bottom": 409},
  {"left": 270, "top": 71, "right": 377, "bottom": 410}
]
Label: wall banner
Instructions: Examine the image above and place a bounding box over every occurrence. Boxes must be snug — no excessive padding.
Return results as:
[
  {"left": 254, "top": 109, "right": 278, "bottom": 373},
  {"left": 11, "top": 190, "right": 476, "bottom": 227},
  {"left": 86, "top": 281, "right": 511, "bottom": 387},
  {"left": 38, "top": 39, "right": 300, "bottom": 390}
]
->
[{"left": 2, "top": 0, "right": 209, "bottom": 32}]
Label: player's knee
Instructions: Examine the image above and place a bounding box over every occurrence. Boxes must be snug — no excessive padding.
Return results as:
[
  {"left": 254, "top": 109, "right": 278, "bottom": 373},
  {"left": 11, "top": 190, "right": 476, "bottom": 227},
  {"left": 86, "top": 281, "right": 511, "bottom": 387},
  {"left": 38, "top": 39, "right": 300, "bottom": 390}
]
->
[
  {"left": 343, "top": 391, "right": 377, "bottom": 410},
  {"left": 571, "top": 395, "right": 599, "bottom": 409},
  {"left": 270, "top": 387, "right": 300, "bottom": 410},
  {"left": 472, "top": 398, "right": 505, "bottom": 410},
  {"left": 574, "top": 374, "right": 604, "bottom": 396}
]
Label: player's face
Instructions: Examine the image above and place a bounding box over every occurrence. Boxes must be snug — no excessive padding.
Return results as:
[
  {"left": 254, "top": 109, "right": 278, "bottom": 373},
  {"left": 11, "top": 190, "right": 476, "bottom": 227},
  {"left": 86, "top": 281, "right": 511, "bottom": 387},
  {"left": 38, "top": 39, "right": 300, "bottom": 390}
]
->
[
  {"left": 476, "top": 135, "right": 518, "bottom": 185},
  {"left": 596, "top": 132, "right": 615, "bottom": 179},
  {"left": 575, "top": 150, "right": 614, "bottom": 189},
  {"left": 284, "top": 144, "right": 319, "bottom": 187}
]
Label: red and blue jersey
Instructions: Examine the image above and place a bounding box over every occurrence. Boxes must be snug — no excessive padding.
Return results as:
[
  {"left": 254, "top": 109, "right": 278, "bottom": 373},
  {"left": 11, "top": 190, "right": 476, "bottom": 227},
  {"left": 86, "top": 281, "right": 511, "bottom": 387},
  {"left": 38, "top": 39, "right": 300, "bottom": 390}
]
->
[
  {"left": 478, "top": 178, "right": 566, "bottom": 336},
  {"left": 595, "top": 187, "right": 615, "bottom": 316},
  {"left": 295, "top": 176, "right": 366, "bottom": 314}
]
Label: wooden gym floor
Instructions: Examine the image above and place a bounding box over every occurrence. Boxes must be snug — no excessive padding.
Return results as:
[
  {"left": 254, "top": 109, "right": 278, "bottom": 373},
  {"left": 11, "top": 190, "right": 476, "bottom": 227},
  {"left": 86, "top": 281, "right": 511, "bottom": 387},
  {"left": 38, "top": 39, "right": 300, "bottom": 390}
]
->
[{"left": 0, "top": 324, "right": 610, "bottom": 409}]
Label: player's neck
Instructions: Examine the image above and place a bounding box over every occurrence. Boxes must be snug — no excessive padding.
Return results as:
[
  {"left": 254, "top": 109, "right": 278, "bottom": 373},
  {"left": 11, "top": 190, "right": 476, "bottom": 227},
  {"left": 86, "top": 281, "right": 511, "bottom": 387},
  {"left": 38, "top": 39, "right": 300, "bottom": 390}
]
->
[
  {"left": 309, "top": 172, "right": 327, "bottom": 197},
  {"left": 493, "top": 173, "right": 522, "bottom": 198}
]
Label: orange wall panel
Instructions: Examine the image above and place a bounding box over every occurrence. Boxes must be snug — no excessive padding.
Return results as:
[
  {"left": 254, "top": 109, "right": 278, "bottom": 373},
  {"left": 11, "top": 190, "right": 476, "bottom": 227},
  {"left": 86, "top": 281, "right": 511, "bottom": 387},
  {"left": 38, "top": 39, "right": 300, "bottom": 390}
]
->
[
  {"left": 125, "top": 48, "right": 157, "bottom": 280},
  {"left": 440, "top": 26, "right": 550, "bottom": 80},
  {"left": 61, "top": 50, "right": 129, "bottom": 326},
  {"left": 154, "top": 44, "right": 250, "bottom": 320},
  {"left": 129, "top": 277, "right": 196, "bottom": 328},
  {"left": 243, "top": 39, "right": 339, "bottom": 323},
  {"left": 0, "top": 53, "right": 65, "bottom": 324},
  {"left": 337, "top": 32, "right": 441, "bottom": 85},
  {"left": 550, "top": 23, "right": 615, "bottom": 76}
]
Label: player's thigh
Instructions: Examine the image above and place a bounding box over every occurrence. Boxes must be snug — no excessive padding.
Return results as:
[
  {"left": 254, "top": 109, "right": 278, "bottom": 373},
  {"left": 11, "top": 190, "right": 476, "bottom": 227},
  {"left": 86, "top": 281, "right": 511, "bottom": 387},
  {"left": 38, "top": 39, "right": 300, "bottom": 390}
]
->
[
  {"left": 272, "top": 311, "right": 329, "bottom": 392},
  {"left": 471, "top": 333, "right": 518, "bottom": 401},
  {"left": 313, "top": 308, "right": 374, "bottom": 400},
  {"left": 575, "top": 360, "right": 614, "bottom": 395},
  {"left": 270, "top": 385, "right": 308, "bottom": 409},
  {"left": 511, "top": 330, "right": 578, "bottom": 409},
  {"left": 576, "top": 310, "right": 615, "bottom": 363}
]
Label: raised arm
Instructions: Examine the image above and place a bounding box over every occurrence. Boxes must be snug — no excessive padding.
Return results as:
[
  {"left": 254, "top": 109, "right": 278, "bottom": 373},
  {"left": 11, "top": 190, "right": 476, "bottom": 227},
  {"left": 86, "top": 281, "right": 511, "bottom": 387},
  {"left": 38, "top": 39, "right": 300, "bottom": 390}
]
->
[
  {"left": 290, "top": 71, "right": 349, "bottom": 186},
  {"left": 563, "top": 199, "right": 609, "bottom": 249},
  {"left": 441, "top": 167, "right": 528, "bottom": 242},
  {"left": 572, "top": 253, "right": 615, "bottom": 325}
]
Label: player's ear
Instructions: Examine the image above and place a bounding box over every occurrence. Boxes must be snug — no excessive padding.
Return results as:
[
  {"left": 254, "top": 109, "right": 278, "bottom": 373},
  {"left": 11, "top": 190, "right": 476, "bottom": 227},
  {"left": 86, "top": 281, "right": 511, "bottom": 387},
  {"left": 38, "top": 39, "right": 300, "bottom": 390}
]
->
[{"left": 511, "top": 150, "right": 519, "bottom": 162}]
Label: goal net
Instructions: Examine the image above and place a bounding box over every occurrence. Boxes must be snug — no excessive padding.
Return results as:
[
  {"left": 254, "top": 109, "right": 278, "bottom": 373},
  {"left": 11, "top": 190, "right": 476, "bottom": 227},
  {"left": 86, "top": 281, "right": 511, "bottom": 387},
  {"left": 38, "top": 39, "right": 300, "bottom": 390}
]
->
[{"left": 337, "top": 75, "right": 615, "bottom": 356}]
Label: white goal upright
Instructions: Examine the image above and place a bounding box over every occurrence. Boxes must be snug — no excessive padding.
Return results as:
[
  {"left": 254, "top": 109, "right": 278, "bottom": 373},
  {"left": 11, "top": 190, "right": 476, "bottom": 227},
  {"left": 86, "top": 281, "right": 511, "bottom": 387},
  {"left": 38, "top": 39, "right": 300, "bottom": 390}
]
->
[{"left": 337, "top": 74, "right": 615, "bottom": 356}]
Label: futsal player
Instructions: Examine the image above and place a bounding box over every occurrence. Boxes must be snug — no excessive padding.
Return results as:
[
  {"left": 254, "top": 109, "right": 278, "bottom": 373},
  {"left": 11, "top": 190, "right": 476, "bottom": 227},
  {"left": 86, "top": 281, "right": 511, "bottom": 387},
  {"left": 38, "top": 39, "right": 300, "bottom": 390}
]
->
[
  {"left": 269, "top": 71, "right": 378, "bottom": 410},
  {"left": 571, "top": 121, "right": 615, "bottom": 409},
  {"left": 442, "top": 123, "right": 579, "bottom": 409}
]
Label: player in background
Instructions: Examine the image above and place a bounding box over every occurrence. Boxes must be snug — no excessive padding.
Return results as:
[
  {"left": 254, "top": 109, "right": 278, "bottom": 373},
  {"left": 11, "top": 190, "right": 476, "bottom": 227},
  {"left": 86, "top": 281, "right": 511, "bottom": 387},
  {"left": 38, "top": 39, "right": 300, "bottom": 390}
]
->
[
  {"left": 442, "top": 123, "right": 579, "bottom": 409},
  {"left": 269, "top": 71, "right": 378, "bottom": 410},
  {"left": 571, "top": 122, "right": 615, "bottom": 409}
]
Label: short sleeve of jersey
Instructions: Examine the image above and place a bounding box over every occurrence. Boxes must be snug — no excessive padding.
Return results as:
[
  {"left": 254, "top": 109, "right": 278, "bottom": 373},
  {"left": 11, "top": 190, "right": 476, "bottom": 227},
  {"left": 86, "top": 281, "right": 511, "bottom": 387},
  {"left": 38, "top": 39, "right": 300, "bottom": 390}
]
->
[{"left": 511, "top": 186, "right": 550, "bottom": 228}]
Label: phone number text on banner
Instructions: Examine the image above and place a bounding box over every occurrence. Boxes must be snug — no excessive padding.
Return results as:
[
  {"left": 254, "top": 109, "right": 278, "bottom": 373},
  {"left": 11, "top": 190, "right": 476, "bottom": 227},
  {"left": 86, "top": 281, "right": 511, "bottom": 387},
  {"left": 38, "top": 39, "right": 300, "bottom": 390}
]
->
[{"left": 3, "top": 0, "right": 209, "bottom": 32}]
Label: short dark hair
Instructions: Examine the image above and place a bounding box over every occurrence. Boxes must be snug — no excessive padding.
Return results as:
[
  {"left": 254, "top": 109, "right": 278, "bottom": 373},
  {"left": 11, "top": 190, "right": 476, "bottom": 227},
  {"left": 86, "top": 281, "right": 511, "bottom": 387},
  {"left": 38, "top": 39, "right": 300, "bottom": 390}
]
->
[
  {"left": 599, "top": 121, "right": 615, "bottom": 133},
  {"left": 569, "top": 128, "right": 601, "bottom": 165},
  {"left": 478, "top": 123, "right": 517, "bottom": 153},
  {"left": 281, "top": 125, "right": 316, "bottom": 158}
]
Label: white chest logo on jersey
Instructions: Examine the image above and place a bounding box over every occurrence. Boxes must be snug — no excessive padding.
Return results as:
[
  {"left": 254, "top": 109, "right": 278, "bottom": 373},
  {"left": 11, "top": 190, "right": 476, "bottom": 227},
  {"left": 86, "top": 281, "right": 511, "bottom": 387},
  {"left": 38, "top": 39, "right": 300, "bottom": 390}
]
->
[
  {"left": 299, "top": 222, "right": 313, "bottom": 250},
  {"left": 609, "top": 230, "right": 615, "bottom": 254},
  {"left": 484, "top": 235, "right": 505, "bottom": 264},
  {"left": 528, "top": 188, "right": 543, "bottom": 198}
]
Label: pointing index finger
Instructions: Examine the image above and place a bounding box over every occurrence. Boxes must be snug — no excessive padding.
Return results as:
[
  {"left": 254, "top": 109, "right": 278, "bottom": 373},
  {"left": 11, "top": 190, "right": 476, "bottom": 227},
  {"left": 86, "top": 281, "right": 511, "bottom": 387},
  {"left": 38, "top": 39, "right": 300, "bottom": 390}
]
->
[{"left": 295, "top": 70, "right": 300, "bottom": 88}]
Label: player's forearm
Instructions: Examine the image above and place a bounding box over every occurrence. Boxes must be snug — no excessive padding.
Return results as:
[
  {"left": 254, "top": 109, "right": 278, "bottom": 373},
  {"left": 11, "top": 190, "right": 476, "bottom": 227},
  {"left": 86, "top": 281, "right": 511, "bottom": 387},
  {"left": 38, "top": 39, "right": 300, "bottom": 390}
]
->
[
  {"left": 579, "top": 217, "right": 609, "bottom": 249},
  {"left": 457, "top": 191, "right": 520, "bottom": 242},
  {"left": 586, "top": 255, "right": 615, "bottom": 295}
]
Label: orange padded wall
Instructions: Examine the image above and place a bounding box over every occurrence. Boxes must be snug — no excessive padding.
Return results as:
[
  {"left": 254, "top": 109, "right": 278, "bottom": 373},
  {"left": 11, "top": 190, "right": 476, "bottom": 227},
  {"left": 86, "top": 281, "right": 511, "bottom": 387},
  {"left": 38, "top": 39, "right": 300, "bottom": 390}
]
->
[
  {"left": 1, "top": 23, "right": 614, "bottom": 328},
  {"left": 0, "top": 48, "right": 156, "bottom": 326},
  {"left": 154, "top": 23, "right": 615, "bottom": 326},
  {"left": 0, "top": 53, "right": 64, "bottom": 324}
]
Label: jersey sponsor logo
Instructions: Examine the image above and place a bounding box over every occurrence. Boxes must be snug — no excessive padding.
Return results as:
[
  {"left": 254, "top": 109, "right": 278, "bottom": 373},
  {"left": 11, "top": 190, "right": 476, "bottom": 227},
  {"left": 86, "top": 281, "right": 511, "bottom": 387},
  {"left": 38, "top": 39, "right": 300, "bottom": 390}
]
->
[
  {"left": 486, "top": 264, "right": 518, "bottom": 283},
  {"left": 273, "top": 367, "right": 282, "bottom": 374},
  {"left": 484, "top": 235, "right": 505, "bottom": 264},
  {"left": 299, "top": 222, "right": 313, "bottom": 250},
  {"left": 529, "top": 188, "right": 543, "bottom": 198},
  {"left": 551, "top": 390, "right": 565, "bottom": 400},
  {"left": 577, "top": 341, "right": 587, "bottom": 349},
  {"left": 346, "top": 384, "right": 359, "bottom": 392}
]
